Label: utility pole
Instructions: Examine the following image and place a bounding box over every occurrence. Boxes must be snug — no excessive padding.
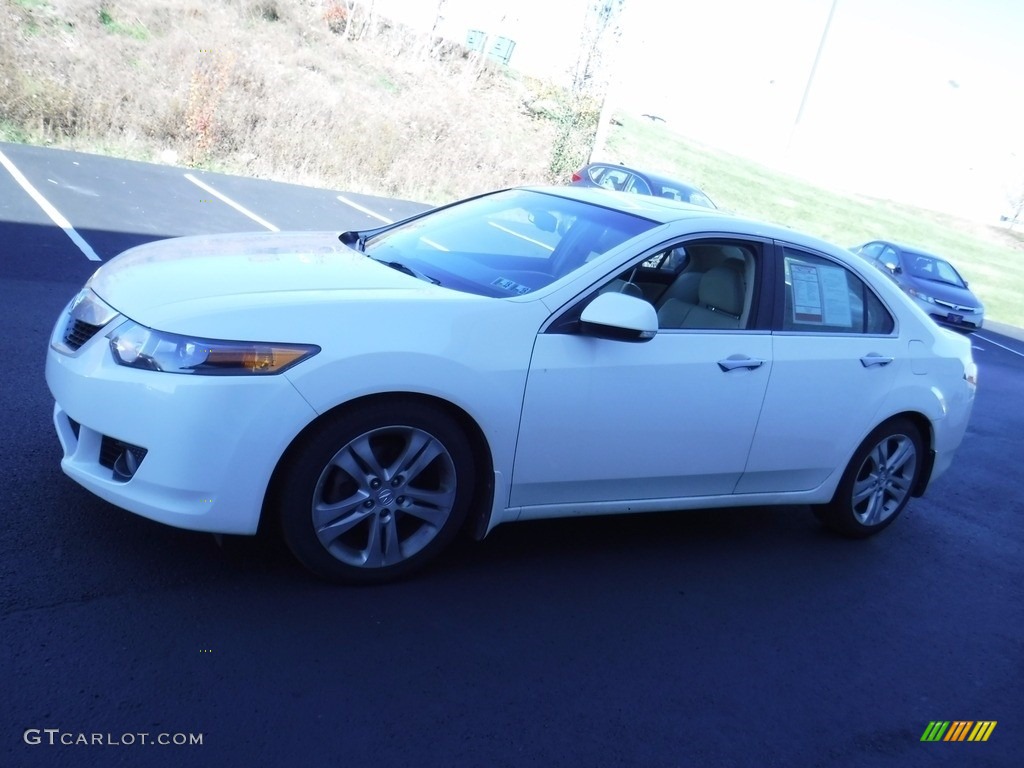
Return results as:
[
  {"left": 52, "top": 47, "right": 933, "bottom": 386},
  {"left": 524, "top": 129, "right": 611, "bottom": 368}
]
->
[
  {"left": 590, "top": 87, "right": 616, "bottom": 163},
  {"left": 788, "top": 0, "right": 840, "bottom": 154}
]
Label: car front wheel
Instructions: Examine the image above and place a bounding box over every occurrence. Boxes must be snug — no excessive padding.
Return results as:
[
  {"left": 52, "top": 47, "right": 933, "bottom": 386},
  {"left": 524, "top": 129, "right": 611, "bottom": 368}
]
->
[
  {"left": 815, "top": 417, "right": 923, "bottom": 538},
  {"left": 278, "top": 401, "right": 475, "bottom": 583}
]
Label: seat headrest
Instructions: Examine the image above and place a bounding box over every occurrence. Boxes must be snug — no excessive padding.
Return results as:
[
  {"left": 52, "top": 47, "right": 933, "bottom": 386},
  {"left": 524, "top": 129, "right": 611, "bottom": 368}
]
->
[{"left": 698, "top": 264, "right": 744, "bottom": 317}]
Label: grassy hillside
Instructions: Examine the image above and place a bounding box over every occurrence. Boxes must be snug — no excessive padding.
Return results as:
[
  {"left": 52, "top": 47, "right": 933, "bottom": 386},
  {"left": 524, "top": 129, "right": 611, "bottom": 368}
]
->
[
  {"left": 604, "top": 115, "right": 1024, "bottom": 328},
  {"left": 2, "top": 0, "right": 1021, "bottom": 326},
  {"left": 0, "top": 0, "right": 566, "bottom": 201}
]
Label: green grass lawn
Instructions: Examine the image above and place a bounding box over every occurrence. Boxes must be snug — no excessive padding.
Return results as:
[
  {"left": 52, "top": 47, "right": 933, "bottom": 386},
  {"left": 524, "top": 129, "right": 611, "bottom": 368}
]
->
[{"left": 605, "top": 114, "right": 1024, "bottom": 329}]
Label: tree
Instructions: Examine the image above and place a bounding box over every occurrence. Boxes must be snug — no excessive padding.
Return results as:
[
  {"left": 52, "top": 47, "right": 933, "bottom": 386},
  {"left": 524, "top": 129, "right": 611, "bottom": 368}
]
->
[
  {"left": 549, "top": 0, "right": 627, "bottom": 177},
  {"left": 570, "top": 0, "right": 627, "bottom": 99}
]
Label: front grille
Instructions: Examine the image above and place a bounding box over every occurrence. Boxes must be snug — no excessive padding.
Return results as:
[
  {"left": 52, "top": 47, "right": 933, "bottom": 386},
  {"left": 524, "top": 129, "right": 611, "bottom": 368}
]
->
[
  {"left": 934, "top": 299, "right": 978, "bottom": 314},
  {"left": 64, "top": 318, "right": 104, "bottom": 351}
]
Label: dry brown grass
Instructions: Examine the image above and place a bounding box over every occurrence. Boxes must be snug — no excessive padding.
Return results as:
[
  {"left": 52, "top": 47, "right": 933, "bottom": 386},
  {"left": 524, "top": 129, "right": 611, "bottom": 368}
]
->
[{"left": 0, "top": 0, "right": 567, "bottom": 203}]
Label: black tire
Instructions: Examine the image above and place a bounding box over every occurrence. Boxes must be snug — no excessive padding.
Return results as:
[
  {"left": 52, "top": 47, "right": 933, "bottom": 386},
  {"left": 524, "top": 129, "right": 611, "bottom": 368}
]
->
[
  {"left": 278, "top": 400, "right": 475, "bottom": 584},
  {"left": 815, "top": 417, "right": 923, "bottom": 538}
]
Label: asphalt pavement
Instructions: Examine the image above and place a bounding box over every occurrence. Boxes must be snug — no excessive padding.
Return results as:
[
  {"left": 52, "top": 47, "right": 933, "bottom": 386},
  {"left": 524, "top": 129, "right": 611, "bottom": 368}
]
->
[{"left": 1, "top": 142, "right": 1021, "bottom": 768}]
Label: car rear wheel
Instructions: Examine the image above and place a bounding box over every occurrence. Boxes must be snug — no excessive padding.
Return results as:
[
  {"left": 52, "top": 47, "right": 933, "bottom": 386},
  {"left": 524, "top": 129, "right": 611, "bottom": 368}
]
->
[
  {"left": 278, "top": 401, "right": 475, "bottom": 583},
  {"left": 815, "top": 418, "right": 923, "bottom": 538}
]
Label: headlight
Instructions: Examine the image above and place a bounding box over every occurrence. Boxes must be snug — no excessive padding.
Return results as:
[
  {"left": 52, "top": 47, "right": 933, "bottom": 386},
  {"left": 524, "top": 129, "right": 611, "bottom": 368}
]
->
[
  {"left": 906, "top": 287, "right": 936, "bottom": 304},
  {"left": 107, "top": 321, "right": 319, "bottom": 375}
]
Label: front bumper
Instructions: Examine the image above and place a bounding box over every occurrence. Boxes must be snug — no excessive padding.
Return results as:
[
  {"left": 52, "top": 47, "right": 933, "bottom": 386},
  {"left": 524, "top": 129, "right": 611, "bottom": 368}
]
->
[
  {"left": 911, "top": 297, "right": 983, "bottom": 333},
  {"left": 46, "top": 320, "right": 319, "bottom": 535}
]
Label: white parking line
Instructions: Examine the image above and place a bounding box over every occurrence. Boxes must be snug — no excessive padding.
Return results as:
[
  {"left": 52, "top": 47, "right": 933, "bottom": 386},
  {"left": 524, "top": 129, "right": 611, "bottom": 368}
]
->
[
  {"left": 0, "top": 148, "right": 101, "bottom": 261},
  {"left": 337, "top": 194, "right": 393, "bottom": 223},
  {"left": 184, "top": 173, "right": 279, "bottom": 231},
  {"left": 973, "top": 332, "right": 1024, "bottom": 359}
]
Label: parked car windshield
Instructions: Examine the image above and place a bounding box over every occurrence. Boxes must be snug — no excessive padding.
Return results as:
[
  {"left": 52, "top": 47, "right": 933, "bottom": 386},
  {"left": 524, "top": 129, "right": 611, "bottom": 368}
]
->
[
  {"left": 362, "top": 189, "right": 657, "bottom": 297},
  {"left": 904, "top": 251, "right": 967, "bottom": 287}
]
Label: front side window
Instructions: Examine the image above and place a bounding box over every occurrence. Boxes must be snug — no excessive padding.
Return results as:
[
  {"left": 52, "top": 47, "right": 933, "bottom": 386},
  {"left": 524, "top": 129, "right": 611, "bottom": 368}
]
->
[
  {"left": 781, "top": 248, "right": 894, "bottom": 334},
  {"left": 361, "top": 189, "right": 656, "bottom": 298},
  {"left": 879, "top": 246, "right": 900, "bottom": 268},
  {"left": 686, "top": 192, "right": 716, "bottom": 209},
  {"left": 592, "top": 240, "right": 759, "bottom": 331},
  {"left": 625, "top": 176, "right": 652, "bottom": 195}
]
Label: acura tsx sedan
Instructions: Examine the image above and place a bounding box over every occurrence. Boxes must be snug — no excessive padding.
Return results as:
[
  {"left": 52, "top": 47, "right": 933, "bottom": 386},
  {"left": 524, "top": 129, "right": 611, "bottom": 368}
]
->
[{"left": 46, "top": 186, "right": 977, "bottom": 583}]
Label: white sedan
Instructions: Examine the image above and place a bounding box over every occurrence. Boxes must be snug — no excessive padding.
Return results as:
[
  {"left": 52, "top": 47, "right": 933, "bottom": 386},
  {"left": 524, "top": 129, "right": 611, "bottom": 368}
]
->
[{"left": 46, "top": 187, "right": 977, "bottom": 583}]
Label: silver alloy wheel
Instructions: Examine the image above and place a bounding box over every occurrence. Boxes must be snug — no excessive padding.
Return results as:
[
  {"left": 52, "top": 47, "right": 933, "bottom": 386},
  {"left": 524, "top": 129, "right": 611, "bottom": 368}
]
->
[
  {"left": 850, "top": 433, "right": 917, "bottom": 526},
  {"left": 311, "top": 425, "right": 457, "bottom": 568}
]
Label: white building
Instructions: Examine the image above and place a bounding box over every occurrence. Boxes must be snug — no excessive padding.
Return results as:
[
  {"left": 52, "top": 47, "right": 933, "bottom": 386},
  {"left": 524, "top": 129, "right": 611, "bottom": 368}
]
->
[{"left": 370, "top": 0, "right": 590, "bottom": 82}]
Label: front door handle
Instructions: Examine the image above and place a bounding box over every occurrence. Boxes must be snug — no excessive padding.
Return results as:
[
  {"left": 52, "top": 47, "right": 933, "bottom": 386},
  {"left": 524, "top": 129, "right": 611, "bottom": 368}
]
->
[
  {"left": 860, "top": 353, "right": 894, "bottom": 368},
  {"left": 718, "top": 355, "right": 765, "bottom": 372}
]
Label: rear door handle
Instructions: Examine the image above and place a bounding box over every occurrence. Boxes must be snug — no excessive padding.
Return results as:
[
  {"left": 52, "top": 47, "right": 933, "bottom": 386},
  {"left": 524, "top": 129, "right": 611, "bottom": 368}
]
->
[
  {"left": 718, "top": 355, "right": 765, "bottom": 372},
  {"left": 860, "top": 353, "right": 894, "bottom": 367}
]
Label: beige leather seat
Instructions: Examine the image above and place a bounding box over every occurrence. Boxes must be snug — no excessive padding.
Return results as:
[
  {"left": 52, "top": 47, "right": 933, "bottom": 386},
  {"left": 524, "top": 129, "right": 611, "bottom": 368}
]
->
[
  {"left": 660, "top": 270, "right": 702, "bottom": 304},
  {"left": 655, "top": 271, "right": 702, "bottom": 326},
  {"left": 657, "top": 262, "right": 745, "bottom": 329}
]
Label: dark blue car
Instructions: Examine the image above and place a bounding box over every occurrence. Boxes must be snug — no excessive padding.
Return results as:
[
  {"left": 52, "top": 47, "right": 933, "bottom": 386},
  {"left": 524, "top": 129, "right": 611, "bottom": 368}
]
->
[{"left": 852, "top": 240, "right": 984, "bottom": 332}]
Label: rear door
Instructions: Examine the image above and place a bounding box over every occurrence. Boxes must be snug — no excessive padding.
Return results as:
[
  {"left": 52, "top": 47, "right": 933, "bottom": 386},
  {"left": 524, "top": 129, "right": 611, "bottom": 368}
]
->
[{"left": 737, "top": 243, "right": 902, "bottom": 494}]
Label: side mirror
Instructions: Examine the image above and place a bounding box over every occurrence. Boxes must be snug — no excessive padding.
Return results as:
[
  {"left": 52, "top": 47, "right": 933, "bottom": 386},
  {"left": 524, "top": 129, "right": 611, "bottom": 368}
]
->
[
  {"left": 884, "top": 261, "right": 900, "bottom": 273},
  {"left": 579, "top": 292, "right": 658, "bottom": 342}
]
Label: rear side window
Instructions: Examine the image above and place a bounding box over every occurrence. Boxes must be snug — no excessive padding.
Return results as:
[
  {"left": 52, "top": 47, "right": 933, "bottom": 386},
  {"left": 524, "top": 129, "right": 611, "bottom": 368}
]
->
[
  {"left": 781, "top": 248, "right": 894, "bottom": 334},
  {"left": 858, "top": 242, "right": 885, "bottom": 259},
  {"left": 592, "top": 167, "right": 629, "bottom": 191}
]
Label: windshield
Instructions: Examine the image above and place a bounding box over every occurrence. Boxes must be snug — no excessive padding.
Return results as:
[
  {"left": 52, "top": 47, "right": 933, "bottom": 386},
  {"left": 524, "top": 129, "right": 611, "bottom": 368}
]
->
[
  {"left": 361, "top": 189, "right": 656, "bottom": 297},
  {"left": 904, "top": 252, "right": 966, "bottom": 287}
]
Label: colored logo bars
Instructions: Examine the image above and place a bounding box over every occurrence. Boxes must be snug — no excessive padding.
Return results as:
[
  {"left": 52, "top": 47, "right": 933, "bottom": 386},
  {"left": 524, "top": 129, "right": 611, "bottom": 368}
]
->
[{"left": 921, "top": 721, "right": 997, "bottom": 742}]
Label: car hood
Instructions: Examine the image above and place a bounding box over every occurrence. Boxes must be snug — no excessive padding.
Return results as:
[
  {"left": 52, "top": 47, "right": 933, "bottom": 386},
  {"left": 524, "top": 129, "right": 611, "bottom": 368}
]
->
[{"left": 87, "top": 231, "right": 443, "bottom": 320}]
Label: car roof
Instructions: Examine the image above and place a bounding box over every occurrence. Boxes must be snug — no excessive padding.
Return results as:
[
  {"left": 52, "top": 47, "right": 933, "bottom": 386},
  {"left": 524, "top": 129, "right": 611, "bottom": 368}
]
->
[
  {"left": 864, "top": 239, "right": 945, "bottom": 260},
  {"left": 587, "top": 163, "right": 703, "bottom": 192},
  {"left": 528, "top": 184, "right": 726, "bottom": 223},
  {"left": 527, "top": 185, "right": 852, "bottom": 259},
  {"left": 636, "top": 169, "right": 702, "bottom": 191}
]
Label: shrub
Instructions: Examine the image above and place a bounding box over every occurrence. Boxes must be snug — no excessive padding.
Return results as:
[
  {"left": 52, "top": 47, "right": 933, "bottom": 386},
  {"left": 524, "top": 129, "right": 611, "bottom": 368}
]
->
[{"left": 0, "top": 0, "right": 563, "bottom": 203}]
